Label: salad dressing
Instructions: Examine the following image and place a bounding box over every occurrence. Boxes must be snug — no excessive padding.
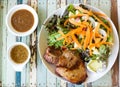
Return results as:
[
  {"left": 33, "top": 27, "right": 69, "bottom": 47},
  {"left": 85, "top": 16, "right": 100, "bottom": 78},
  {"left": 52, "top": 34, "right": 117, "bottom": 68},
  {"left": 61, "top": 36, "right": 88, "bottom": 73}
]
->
[
  {"left": 11, "top": 9, "right": 34, "bottom": 32},
  {"left": 10, "top": 45, "right": 28, "bottom": 63}
]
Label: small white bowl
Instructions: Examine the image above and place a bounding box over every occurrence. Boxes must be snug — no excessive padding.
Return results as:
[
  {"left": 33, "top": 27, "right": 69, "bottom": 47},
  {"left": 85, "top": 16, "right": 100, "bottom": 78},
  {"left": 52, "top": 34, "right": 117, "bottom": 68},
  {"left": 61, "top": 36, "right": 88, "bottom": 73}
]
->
[
  {"left": 6, "top": 4, "right": 38, "bottom": 36},
  {"left": 8, "top": 42, "right": 31, "bottom": 71}
]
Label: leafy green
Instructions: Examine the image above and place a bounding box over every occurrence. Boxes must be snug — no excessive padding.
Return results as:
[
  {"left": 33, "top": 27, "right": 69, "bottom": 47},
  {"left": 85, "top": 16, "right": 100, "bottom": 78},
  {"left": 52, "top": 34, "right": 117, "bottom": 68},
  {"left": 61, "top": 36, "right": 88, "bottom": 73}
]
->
[
  {"left": 46, "top": 15, "right": 58, "bottom": 33},
  {"left": 57, "top": 25, "right": 69, "bottom": 33},
  {"left": 99, "top": 45, "right": 106, "bottom": 54},
  {"left": 107, "top": 34, "right": 113, "bottom": 42},
  {"left": 90, "top": 54, "right": 99, "bottom": 60},
  {"left": 87, "top": 45, "right": 111, "bottom": 61},
  {"left": 98, "top": 45, "right": 110, "bottom": 61},
  {"left": 101, "top": 17, "right": 108, "bottom": 24},
  {"left": 48, "top": 32, "right": 63, "bottom": 48},
  {"left": 100, "top": 25, "right": 107, "bottom": 32},
  {"left": 67, "top": 4, "right": 76, "bottom": 14},
  {"left": 99, "top": 45, "right": 110, "bottom": 54},
  {"left": 84, "top": 57, "right": 90, "bottom": 62},
  {"left": 67, "top": 44, "right": 74, "bottom": 49},
  {"left": 78, "top": 35, "right": 83, "bottom": 42}
]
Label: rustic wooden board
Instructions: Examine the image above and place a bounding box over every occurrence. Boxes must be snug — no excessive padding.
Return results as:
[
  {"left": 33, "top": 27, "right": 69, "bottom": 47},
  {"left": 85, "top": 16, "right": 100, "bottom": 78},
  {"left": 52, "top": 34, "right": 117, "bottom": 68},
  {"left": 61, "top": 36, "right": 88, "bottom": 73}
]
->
[
  {"left": 0, "top": 0, "right": 119, "bottom": 87},
  {"left": 111, "top": 0, "right": 119, "bottom": 87},
  {"left": 1, "top": 0, "right": 16, "bottom": 86},
  {"left": 117, "top": 0, "right": 120, "bottom": 86},
  {"left": 0, "top": 2, "right": 3, "bottom": 86}
]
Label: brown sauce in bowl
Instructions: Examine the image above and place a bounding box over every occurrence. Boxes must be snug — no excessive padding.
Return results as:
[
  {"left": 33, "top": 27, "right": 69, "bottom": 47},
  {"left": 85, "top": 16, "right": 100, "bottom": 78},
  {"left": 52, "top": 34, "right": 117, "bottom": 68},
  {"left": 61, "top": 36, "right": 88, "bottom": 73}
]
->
[
  {"left": 10, "top": 45, "right": 28, "bottom": 64},
  {"left": 11, "top": 9, "right": 34, "bottom": 32}
]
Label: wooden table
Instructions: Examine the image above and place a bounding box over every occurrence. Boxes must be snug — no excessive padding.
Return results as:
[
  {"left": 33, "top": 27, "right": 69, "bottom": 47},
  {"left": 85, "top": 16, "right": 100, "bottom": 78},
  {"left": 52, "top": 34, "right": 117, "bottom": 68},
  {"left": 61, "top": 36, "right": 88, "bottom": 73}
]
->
[{"left": 0, "top": 0, "right": 119, "bottom": 87}]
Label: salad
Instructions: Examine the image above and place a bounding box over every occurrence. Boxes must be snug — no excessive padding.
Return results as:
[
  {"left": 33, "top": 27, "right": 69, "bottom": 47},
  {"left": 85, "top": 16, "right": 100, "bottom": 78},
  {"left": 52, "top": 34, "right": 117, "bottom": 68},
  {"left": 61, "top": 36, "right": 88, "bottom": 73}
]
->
[{"left": 45, "top": 4, "right": 113, "bottom": 72}]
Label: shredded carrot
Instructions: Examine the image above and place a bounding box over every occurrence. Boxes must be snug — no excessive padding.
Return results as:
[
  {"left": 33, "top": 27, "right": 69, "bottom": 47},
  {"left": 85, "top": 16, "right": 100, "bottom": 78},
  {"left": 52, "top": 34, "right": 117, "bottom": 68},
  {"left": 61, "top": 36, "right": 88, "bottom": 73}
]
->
[
  {"left": 58, "top": 30, "right": 65, "bottom": 36},
  {"left": 83, "top": 27, "right": 90, "bottom": 50},
  {"left": 89, "top": 49, "right": 92, "bottom": 56},
  {"left": 93, "top": 11, "right": 107, "bottom": 17},
  {"left": 82, "top": 21, "right": 90, "bottom": 26},
  {"left": 64, "top": 19, "right": 69, "bottom": 26},
  {"left": 80, "top": 38, "right": 84, "bottom": 45},
  {"left": 57, "top": 30, "right": 65, "bottom": 40},
  {"left": 95, "top": 32, "right": 103, "bottom": 38},
  {"left": 92, "top": 15, "right": 111, "bottom": 32},
  {"left": 89, "top": 43, "right": 100, "bottom": 48},
  {"left": 81, "top": 31, "right": 86, "bottom": 37},
  {"left": 66, "top": 36, "right": 73, "bottom": 46},
  {"left": 89, "top": 31, "right": 93, "bottom": 45},
  {"left": 69, "top": 14, "right": 88, "bottom": 18},
  {"left": 69, "top": 18, "right": 81, "bottom": 26},
  {"left": 95, "top": 38, "right": 101, "bottom": 43},
  {"left": 93, "top": 23, "right": 100, "bottom": 41},
  {"left": 70, "top": 47, "right": 79, "bottom": 50},
  {"left": 56, "top": 5, "right": 113, "bottom": 56},
  {"left": 64, "top": 14, "right": 88, "bottom": 26},
  {"left": 71, "top": 34, "right": 81, "bottom": 49},
  {"left": 100, "top": 42, "right": 113, "bottom": 45}
]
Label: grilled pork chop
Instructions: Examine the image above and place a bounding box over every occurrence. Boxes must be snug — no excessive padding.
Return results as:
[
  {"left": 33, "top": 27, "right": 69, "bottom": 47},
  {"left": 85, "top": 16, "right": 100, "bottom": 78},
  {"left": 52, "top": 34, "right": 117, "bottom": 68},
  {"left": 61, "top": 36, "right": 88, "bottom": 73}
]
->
[
  {"left": 44, "top": 47, "right": 87, "bottom": 84},
  {"left": 56, "top": 59, "right": 87, "bottom": 84},
  {"left": 44, "top": 46, "right": 62, "bottom": 64},
  {"left": 56, "top": 50, "right": 80, "bottom": 69}
]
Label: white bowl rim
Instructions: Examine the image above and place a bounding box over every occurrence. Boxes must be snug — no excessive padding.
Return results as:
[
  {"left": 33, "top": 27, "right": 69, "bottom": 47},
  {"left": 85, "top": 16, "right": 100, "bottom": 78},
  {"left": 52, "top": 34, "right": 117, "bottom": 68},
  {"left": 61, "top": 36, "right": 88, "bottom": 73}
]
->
[
  {"left": 8, "top": 42, "right": 31, "bottom": 71},
  {"left": 6, "top": 4, "right": 38, "bottom": 36}
]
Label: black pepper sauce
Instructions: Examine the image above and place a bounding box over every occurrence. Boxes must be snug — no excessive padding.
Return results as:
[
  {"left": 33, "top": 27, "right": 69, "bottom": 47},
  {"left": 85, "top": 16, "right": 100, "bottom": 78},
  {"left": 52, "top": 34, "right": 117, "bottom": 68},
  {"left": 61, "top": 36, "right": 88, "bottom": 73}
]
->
[
  {"left": 10, "top": 45, "right": 28, "bottom": 63},
  {"left": 11, "top": 9, "right": 34, "bottom": 32}
]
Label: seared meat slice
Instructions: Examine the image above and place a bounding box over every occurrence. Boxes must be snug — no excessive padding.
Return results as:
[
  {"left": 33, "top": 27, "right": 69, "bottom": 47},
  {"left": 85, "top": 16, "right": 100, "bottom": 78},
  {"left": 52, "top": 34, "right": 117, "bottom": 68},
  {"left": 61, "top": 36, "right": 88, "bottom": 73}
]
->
[
  {"left": 44, "top": 46, "right": 62, "bottom": 64},
  {"left": 56, "top": 50, "right": 80, "bottom": 69},
  {"left": 56, "top": 60, "right": 87, "bottom": 84}
]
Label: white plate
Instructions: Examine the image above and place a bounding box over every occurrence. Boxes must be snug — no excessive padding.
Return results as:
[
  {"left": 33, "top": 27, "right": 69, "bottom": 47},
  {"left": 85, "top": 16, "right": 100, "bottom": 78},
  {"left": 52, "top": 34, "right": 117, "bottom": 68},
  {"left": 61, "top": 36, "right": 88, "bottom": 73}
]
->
[{"left": 38, "top": 4, "right": 119, "bottom": 83}]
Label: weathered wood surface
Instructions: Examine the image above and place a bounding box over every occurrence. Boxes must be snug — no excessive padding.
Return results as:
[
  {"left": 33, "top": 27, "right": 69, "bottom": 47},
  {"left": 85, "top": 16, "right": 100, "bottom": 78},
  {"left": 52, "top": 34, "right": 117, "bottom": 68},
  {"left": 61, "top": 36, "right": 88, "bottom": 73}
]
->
[{"left": 0, "top": 0, "right": 119, "bottom": 87}]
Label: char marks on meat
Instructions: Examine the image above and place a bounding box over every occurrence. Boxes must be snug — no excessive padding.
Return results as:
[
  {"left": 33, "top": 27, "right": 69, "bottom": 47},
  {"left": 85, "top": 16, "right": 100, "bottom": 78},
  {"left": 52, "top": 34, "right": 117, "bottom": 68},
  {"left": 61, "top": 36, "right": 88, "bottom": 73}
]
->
[
  {"left": 44, "top": 46, "right": 87, "bottom": 84},
  {"left": 56, "top": 59, "right": 87, "bottom": 84},
  {"left": 44, "top": 46, "right": 62, "bottom": 64},
  {"left": 56, "top": 50, "right": 80, "bottom": 69}
]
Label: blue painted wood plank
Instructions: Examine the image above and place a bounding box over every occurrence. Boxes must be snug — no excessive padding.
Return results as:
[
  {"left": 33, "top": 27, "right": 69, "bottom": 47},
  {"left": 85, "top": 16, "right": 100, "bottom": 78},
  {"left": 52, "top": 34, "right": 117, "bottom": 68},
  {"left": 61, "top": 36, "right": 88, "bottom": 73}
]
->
[
  {"left": 17, "top": 0, "right": 22, "bottom": 4},
  {"left": 15, "top": 1, "right": 23, "bottom": 87},
  {"left": 20, "top": 35, "right": 28, "bottom": 86},
  {"left": 67, "top": 83, "right": 84, "bottom": 87},
  {"left": 67, "top": 83, "right": 75, "bottom": 87},
  {"left": 75, "top": 84, "right": 84, "bottom": 87},
  {"left": 15, "top": 72, "right": 21, "bottom": 87}
]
